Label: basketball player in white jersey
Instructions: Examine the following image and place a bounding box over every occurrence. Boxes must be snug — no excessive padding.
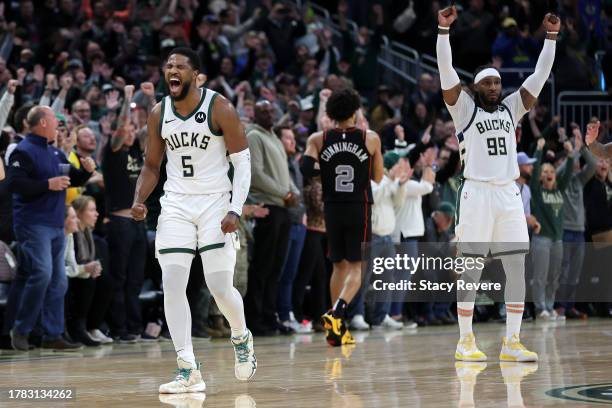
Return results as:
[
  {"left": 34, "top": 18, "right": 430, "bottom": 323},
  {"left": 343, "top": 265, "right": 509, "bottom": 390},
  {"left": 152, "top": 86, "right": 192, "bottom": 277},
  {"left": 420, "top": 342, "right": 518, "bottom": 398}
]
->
[
  {"left": 131, "top": 47, "right": 255, "bottom": 393},
  {"left": 437, "top": 7, "right": 561, "bottom": 362}
]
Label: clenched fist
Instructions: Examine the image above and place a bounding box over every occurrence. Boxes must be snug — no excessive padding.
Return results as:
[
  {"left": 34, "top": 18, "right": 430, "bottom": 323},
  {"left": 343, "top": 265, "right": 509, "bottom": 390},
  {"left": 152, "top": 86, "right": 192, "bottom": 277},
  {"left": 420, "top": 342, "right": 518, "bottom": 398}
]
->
[{"left": 131, "top": 202, "right": 148, "bottom": 221}]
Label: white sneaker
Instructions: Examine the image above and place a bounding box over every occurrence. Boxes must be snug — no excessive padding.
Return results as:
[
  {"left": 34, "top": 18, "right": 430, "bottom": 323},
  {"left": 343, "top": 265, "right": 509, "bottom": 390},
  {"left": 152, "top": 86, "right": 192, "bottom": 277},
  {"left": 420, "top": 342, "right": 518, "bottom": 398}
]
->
[
  {"left": 231, "top": 330, "right": 257, "bottom": 381},
  {"left": 159, "top": 357, "right": 206, "bottom": 394},
  {"left": 455, "top": 333, "right": 487, "bottom": 361},
  {"left": 349, "top": 314, "right": 370, "bottom": 331},
  {"left": 499, "top": 334, "right": 538, "bottom": 362},
  {"left": 538, "top": 310, "right": 554, "bottom": 321},
  {"left": 381, "top": 315, "right": 404, "bottom": 330},
  {"left": 551, "top": 310, "right": 566, "bottom": 321},
  {"left": 88, "top": 329, "right": 114, "bottom": 344},
  {"left": 282, "top": 319, "right": 313, "bottom": 334},
  {"left": 403, "top": 320, "right": 418, "bottom": 329}
]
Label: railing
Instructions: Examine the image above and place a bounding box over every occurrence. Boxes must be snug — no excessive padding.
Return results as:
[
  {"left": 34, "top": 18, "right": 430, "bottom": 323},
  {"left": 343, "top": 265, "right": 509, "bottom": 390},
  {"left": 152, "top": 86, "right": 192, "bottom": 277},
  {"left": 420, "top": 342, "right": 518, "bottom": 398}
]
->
[
  {"left": 556, "top": 91, "right": 612, "bottom": 131},
  {"left": 297, "top": 1, "right": 608, "bottom": 124}
]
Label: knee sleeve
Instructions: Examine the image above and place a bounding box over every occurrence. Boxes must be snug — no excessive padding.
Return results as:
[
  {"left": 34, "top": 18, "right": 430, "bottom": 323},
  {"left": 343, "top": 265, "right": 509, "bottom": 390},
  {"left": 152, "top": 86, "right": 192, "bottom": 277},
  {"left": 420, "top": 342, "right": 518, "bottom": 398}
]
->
[
  {"left": 159, "top": 253, "right": 193, "bottom": 293},
  {"left": 201, "top": 245, "right": 246, "bottom": 333},
  {"left": 499, "top": 254, "right": 526, "bottom": 303}
]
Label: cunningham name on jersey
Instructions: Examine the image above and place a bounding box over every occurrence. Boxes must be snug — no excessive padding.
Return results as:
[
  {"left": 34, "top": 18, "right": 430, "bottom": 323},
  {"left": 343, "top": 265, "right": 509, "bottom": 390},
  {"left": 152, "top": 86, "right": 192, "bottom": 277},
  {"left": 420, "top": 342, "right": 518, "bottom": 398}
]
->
[
  {"left": 320, "top": 141, "right": 369, "bottom": 163},
  {"left": 160, "top": 88, "right": 232, "bottom": 195}
]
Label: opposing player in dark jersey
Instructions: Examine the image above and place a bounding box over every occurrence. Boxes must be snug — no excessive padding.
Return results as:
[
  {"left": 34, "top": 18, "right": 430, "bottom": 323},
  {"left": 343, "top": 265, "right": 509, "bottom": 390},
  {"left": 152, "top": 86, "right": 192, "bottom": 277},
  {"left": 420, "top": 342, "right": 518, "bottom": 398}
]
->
[{"left": 302, "top": 88, "right": 383, "bottom": 346}]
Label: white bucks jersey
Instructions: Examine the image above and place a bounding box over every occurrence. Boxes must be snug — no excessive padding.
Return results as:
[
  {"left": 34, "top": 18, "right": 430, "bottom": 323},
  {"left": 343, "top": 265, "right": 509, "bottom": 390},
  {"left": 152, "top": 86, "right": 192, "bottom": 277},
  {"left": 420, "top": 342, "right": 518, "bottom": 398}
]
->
[
  {"left": 446, "top": 91, "right": 528, "bottom": 184},
  {"left": 160, "top": 88, "right": 231, "bottom": 194}
]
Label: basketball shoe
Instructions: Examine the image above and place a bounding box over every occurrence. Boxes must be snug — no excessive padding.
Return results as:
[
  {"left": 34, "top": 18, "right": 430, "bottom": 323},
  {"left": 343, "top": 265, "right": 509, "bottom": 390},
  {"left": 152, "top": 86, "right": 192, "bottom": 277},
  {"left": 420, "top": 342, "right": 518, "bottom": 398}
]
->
[
  {"left": 455, "top": 332, "right": 487, "bottom": 361},
  {"left": 231, "top": 329, "right": 257, "bottom": 381},
  {"left": 159, "top": 357, "right": 206, "bottom": 394},
  {"left": 321, "top": 312, "right": 355, "bottom": 346},
  {"left": 500, "top": 334, "right": 538, "bottom": 362}
]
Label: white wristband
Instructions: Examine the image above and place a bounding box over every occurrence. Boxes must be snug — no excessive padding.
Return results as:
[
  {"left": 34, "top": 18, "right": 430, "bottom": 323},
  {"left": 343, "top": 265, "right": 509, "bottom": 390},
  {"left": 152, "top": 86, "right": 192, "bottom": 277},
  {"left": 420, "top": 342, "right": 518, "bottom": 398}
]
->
[
  {"left": 546, "top": 31, "right": 559, "bottom": 35},
  {"left": 438, "top": 25, "right": 450, "bottom": 31}
]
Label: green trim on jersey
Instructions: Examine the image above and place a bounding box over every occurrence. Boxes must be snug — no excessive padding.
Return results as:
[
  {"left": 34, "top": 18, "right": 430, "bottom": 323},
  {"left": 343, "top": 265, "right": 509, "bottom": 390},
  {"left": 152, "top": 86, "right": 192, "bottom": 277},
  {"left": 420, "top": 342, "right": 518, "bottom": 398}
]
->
[
  {"left": 198, "top": 242, "right": 225, "bottom": 253},
  {"left": 171, "top": 88, "right": 207, "bottom": 121},
  {"left": 207, "top": 93, "right": 224, "bottom": 136},
  {"left": 158, "top": 97, "right": 166, "bottom": 138},
  {"left": 158, "top": 248, "right": 197, "bottom": 255},
  {"left": 455, "top": 179, "right": 464, "bottom": 227}
]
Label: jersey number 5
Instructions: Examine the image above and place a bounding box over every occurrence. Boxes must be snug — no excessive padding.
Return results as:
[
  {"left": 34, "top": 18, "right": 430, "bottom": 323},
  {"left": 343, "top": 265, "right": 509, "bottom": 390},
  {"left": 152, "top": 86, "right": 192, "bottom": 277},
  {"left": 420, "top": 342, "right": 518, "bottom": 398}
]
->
[
  {"left": 182, "top": 155, "right": 194, "bottom": 177},
  {"left": 487, "top": 137, "right": 507, "bottom": 156},
  {"left": 335, "top": 165, "right": 354, "bottom": 192}
]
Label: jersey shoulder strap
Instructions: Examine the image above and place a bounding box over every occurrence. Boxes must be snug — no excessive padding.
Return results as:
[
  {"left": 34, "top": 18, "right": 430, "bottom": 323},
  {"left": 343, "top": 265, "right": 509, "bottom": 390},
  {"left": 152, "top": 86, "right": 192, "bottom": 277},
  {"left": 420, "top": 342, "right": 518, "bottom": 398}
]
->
[
  {"left": 499, "top": 102, "right": 515, "bottom": 128},
  {"left": 461, "top": 102, "right": 479, "bottom": 133}
]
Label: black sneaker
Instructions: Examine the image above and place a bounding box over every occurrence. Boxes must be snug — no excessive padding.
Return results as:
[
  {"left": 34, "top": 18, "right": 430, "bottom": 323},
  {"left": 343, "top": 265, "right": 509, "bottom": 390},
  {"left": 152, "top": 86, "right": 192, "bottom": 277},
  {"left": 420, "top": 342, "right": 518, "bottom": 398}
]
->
[
  {"left": 10, "top": 329, "right": 34, "bottom": 351},
  {"left": 41, "top": 337, "right": 83, "bottom": 351},
  {"left": 140, "top": 332, "right": 159, "bottom": 342},
  {"left": 114, "top": 334, "right": 139, "bottom": 344}
]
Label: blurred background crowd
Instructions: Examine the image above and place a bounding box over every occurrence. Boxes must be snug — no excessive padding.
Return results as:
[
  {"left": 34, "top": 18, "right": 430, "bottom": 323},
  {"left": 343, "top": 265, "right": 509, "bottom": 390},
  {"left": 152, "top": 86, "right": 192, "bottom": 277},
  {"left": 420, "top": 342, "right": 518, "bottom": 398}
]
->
[{"left": 0, "top": 0, "right": 610, "bottom": 349}]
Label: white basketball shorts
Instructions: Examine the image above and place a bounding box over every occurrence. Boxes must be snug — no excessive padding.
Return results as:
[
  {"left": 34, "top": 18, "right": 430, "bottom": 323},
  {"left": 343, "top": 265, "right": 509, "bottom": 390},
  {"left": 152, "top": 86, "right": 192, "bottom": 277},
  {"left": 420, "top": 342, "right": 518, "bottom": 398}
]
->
[
  {"left": 155, "top": 191, "right": 235, "bottom": 257},
  {"left": 455, "top": 179, "right": 529, "bottom": 257}
]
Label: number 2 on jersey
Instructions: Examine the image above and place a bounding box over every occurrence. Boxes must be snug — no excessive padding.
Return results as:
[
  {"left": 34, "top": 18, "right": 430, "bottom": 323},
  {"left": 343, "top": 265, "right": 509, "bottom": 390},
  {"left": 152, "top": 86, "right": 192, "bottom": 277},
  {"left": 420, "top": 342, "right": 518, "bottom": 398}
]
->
[
  {"left": 181, "top": 155, "right": 194, "bottom": 177},
  {"left": 486, "top": 137, "right": 507, "bottom": 156},
  {"left": 335, "top": 165, "right": 354, "bottom": 192}
]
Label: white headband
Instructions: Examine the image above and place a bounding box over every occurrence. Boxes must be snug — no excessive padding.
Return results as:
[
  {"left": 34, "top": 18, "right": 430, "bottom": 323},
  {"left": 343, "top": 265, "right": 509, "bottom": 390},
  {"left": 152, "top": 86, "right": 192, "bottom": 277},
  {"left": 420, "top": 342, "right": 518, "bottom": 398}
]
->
[{"left": 474, "top": 68, "right": 501, "bottom": 84}]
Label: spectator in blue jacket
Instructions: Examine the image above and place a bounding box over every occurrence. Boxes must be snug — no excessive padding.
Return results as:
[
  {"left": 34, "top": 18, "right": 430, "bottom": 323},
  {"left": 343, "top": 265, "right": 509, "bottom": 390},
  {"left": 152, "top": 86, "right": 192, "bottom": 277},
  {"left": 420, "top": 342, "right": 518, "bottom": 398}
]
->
[{"left": 6, "top": 106, "right": 94, "bottom": 351}]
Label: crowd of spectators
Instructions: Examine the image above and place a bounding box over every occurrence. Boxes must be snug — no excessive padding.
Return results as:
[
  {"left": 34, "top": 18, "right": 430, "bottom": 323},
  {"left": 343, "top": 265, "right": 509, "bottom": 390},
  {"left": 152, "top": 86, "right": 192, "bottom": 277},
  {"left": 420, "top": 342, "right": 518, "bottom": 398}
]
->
[{"left": 0, "top": 0, "right": 610, "bottom": 349}]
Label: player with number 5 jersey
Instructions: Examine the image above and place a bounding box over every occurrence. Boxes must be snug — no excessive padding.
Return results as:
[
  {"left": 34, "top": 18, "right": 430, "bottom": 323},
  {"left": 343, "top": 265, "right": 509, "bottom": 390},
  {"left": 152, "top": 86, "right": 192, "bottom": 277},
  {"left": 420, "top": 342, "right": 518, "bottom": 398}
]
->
[
  {"left": 130, "top": 47, "right": 256, "bottom": 394},
  {"left": 302, "top": 88, "right": 383, "bottom": 347}
]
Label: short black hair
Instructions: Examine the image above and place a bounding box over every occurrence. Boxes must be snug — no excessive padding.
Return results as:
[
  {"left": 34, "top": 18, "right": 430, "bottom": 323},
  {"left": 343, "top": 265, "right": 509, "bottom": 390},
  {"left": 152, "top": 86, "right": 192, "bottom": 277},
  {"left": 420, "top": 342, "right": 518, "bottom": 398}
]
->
[
  {"left": 326, "top": 88, "right": 361, "bottom": 122},
  {"left": 473, "top": 64, "right": 497, "bottom": 82},
  {"left": 168, "top": 47, "right": 201, "bottom": 71}
]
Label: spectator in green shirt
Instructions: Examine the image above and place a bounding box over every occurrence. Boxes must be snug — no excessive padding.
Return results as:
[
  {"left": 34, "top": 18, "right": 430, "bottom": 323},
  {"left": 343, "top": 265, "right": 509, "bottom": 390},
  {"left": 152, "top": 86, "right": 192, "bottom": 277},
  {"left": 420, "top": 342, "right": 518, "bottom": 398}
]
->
[{"left": 529, "top": 137, "right": 575, "bottom": 320}]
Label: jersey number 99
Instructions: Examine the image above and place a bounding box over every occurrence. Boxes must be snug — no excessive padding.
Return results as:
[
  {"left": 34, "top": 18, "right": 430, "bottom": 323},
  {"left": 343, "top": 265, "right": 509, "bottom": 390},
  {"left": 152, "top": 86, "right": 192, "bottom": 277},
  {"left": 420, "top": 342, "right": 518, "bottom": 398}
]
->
[{"left": 487, "top": 137, "right": 507, "bottom": 156}]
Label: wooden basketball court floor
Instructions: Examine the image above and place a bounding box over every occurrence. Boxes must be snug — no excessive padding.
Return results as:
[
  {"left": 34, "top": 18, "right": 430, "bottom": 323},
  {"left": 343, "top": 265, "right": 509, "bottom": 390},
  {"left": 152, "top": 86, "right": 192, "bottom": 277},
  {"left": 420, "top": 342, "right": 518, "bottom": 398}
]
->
[{"left": 1, "top": 319, "right": 612, "bottom": 407}]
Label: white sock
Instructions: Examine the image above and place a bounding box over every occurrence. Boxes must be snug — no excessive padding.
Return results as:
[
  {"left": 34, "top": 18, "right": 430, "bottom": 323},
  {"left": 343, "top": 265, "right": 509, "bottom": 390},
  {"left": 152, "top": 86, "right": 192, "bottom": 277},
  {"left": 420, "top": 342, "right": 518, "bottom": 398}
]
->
[
  {"left": 457, "top": 302, "right": 474, "bottom": 338},
  {"left": 499, "top": 254, "right": 526, "bottom": 340},
  {"left": 159, "top": 255, "right": 196, "bottom": 369},
  {"left": 177, "top": 344, "right": 196, "bottom": 368},
  {"left": 506, "top": 303, "right": 524, "bottom": 340}
]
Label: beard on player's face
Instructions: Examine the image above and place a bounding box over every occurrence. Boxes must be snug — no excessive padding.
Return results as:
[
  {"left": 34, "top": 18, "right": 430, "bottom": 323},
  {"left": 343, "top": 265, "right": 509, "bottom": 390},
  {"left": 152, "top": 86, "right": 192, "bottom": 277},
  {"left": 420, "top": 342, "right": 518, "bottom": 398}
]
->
[
  {"left": 477, "top": 88, "right": 501, "bottom": 107},
  {"left": 169, "top": 77, "right": 192, "bottom": 101}
]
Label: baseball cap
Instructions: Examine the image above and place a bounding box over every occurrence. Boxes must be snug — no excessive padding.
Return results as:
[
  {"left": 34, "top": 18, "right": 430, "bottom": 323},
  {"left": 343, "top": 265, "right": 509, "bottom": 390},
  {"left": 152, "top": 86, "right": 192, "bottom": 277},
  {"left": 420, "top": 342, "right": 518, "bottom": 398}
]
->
[
  {"left": 55, "top": 112, "right": 66, "bottom": 125},
  {"left": 383, "top": 151, "right": 400, "bottom": 170},
  {"left": 437, "top": 201, "right": 456, "bottom": 217},
  {"left": 502, "top": 17, "right": 518, "bottom": 28},
  {"left": 517, "top": 152, "right": 536, "bottom": 165}
]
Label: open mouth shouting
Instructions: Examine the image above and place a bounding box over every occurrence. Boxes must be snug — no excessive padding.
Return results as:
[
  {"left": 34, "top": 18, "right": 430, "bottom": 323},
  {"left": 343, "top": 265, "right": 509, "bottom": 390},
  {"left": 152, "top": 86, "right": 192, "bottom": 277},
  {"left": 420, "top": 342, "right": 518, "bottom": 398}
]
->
[{"left": 168, "top": 77, "right": 182, "bottom": 94}]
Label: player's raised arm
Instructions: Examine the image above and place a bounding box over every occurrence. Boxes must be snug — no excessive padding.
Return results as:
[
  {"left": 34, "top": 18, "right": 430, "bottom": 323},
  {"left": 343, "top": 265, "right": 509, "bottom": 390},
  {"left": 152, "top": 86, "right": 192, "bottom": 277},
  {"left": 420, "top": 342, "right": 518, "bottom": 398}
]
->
[
  {"left": 131, "top": 102, "right": 165, "bottom": 221},
  {"left": 519, "top": 14, "right": 560, "bottom": 111},
  {"left": 366, "top": 130, "right": 384, "bottom": 183},
  {"left": 436, "top": 6, "right": 462, "bottom": 106},
  {"left": 212, "top": 95, "right": 251, "bottom": 232}
]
